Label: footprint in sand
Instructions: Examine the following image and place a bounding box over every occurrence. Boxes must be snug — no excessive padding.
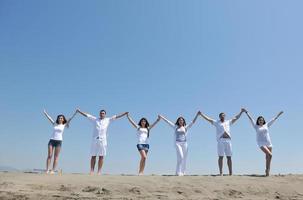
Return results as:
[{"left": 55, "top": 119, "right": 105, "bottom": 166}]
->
[
  {"left": 59, "top": 184, "right": 71, "bottom": 192},
  {"left": 129, "top": 187, "right": 141, "bottom": 195},
  {"left": 223, "top": 189, "right": 243, "bottom": 198},
  {"left": 96, "top": 188, "right": 111, "bottom": 195},
  {"left": 0, "top": 181, "right": 14, "bottom": 188},
  {"left": 82, "top": 186, "right": 100, "bottom": 193}
]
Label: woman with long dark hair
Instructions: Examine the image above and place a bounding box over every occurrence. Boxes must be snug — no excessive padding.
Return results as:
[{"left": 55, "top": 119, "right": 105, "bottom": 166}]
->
[
  {"left": 126, "top": 114, "right": 160, "bottom": 175},
  {"left": 43, "top": 109, "right": 77, "bottom": 174},
  {"left": 244, "top": 109, "right": 283, "bottom": 176},
  {"left": 159, "top": 112, "right": 200, "bottom": 176}
]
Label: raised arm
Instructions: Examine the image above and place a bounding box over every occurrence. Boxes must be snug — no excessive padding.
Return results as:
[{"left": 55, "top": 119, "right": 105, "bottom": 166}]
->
[
  {"left": 186, "top": 111, "right": 200, "bottom": 129},
  {"left": 159, "top": 115, "right": 175, "bottom": 128},
  {"left": 243, "top": 109, "right": 256, "bottom": 127},
  {"left": 268, "top": 111, "right": 284, "bottom": 127},
  {"left": 76, "top": 108, "right": 90, "bottom": 117},
  {"left": 66, "top": 110, "right": 78, "bottom": 126},
  {"left": 231, "top": 108, "right": 245, "bottom": 124},
  {"left": 115, "top": 112, "right": 128, "bottom": 119},
  {"left": 149, "top": 116, "right": 161, "bottom": 130},
  {"left": 126, "top": 113, "right": 139, "bottom": 129},
  {"left": 43, "top": 109, "right": 55, "bottom": 125},
  {"left": 199, "top": 112, "right": 215, "bottom": 125}
]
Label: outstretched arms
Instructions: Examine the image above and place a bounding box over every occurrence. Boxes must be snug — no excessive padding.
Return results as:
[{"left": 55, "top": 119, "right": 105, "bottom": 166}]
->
[
  {"left": 186, "top": 111, "right": 200, "bottom": 129},
  {"left": 66, "top": 110, "right": 78, "bottom": 126},
  {"left": 159, "top": 115, "right": 175, "bottom": 128},
  {"left": 115, "top": 112, "right": 128, "bottom": 119},
  {"left": 126, "top": 113, "right": 139, "bottom": 129},
  {"left": 268, "top": 111, "right": 284, "bottom": 127},
  {"left": 199, "top": 112, "right": 215, "bottom": 124},
  {"left": 43, "top": 109, "right": 55, "bottom": 125},
  {"left": 76, "top": 108, "right": 90, "bottom": 117},
  {"left": 243, "top": 109, "right": 256, "bottom": 127},
  {"left": 149, "top": 116, "right": 161, "bottom": 130},
  {"left": 231, "top": 108, "right": 245, "bottom": 124}
]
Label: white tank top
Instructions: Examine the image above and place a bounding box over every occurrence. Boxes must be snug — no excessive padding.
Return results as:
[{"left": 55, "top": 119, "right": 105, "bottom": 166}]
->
[{"left": 137, "top": 128, "right": 149, "bottom": 144}]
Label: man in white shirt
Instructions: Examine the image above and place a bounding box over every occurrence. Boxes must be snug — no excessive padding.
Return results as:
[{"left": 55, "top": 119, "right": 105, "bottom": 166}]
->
[
  {"left": 199, "top": 109, "right": 245, "bottom": 176},
  {"left": 77, "top": 108, "right": 128, "bottom": 175}
]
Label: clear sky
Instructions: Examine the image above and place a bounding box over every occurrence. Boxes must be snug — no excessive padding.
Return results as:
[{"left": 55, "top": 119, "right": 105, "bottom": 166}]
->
[{"left": 0, "top": 0, "right": 302, "bottom": 175}]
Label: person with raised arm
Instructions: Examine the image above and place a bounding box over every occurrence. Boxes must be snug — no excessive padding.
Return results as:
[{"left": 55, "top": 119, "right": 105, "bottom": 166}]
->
[
  {"left": 126, "top": 113, "right": 161, "bottom": 175},
  {"left": 43, "top": 109, "right": 77, "bottom": 174},
  {"left": 243, "top": 109, "right": 283, "bottom": 176},
  {"left": 159, "top": 111, "right": 200, "bottom": 176},
  {"left": 199, "top": 109, "right": 245, "bottom": 176},
  {"left": 77, "top": 108, "right": 128, "bottom": 175}
]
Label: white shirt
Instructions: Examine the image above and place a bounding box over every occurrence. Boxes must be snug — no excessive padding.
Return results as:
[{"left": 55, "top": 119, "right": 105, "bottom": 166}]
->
[
  {"left": 250, "top": 119, "right": 275, "bottom": 146},
  {"left": 213, "top": 120, "right": 232, "bottom": 141},
  {"left": 50, "top": 124, "right": 66, "bottom": 141},
  {"left": 166, "top": 121, "right": 194, "bottom": 142},
  {"left": 87, "top": 114, "right": 117, "bottom": 141},
  {"left": 137, "top": 128, "right": 149, "bottom": 144}
]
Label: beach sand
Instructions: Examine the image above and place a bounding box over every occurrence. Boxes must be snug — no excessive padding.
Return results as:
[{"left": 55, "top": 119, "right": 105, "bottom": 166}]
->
[{"left": 0, "top": 172, "right": 303, "bottom": 200}]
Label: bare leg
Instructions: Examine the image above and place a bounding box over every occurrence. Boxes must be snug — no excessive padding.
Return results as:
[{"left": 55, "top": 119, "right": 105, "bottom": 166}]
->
[
  {"left": 90, "top": 156, "right": 96, "bottom": 174},
  {"left": 97, "top": 156, "right": 104, "bottom": 175},
  {"left": 52, "top": 146, "right": 61, "bottom": 172},
  {"left": 138, "top": 150, "right": 147, "bottom": 175},
  {"left": 260, "top": 146, "right": 272, "bottom": 176},
  {"left": 218, "top": 156, "right": 223, "bottom": 176},
  {"left": 46, "top": 145, "right": 53, "bottom": 173},
  {"left": 227, "top": 156, "right": 232, "bottom": 176}
]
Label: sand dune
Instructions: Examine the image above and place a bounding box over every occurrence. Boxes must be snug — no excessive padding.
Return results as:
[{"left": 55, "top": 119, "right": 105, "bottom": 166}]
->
[{"left": 0, "top": 172, "right": 303, "bottom": 200}]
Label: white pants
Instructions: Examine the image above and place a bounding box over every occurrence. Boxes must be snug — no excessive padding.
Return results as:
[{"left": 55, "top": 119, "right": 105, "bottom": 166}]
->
[
  {"left": 90, "top": 139, "right": 107, "bottom": 157},
  {"left": 175, "top": 141, "right": 188, "bottom": 176},
  {"left": 217, "top": 138, "right": 232, "bottom": 157}
]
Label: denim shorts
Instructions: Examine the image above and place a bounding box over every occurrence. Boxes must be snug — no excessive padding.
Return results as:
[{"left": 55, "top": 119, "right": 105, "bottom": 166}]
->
[
  {"left": 48, "top": 139, "right": 62, "bottom": 147},
  {"left": 137, "top": 144, "right": 149, "bottom": 152}
]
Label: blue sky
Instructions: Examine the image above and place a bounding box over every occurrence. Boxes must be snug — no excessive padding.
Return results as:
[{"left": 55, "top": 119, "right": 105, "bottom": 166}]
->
[{"left": 0, "top": 0, "right": 302, "bottom": 175}]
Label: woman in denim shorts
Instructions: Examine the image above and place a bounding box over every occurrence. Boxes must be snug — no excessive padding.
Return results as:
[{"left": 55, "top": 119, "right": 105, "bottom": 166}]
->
[{"left": 126, "top": 113, "right": 160, "bottom": 175}]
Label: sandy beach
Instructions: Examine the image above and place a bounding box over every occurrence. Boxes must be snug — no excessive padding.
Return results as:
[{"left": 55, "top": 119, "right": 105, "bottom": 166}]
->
[{"left": 0, "top": 172, "right": 303, "bottom": 200}]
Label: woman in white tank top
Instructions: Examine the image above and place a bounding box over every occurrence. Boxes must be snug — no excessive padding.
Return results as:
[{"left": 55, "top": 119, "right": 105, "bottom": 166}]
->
[
  {"left": 244, "top": 109, "right": 283, "bottom": 176},
  {"left": 126, "top": 113, "right": 160, "bottom": 175},
  {"left": 43, "top": 109, "right": 77, "bottom": 174}
]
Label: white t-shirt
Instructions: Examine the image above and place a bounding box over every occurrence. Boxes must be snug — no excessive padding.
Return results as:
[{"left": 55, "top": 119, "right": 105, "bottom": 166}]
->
[
  {"left": 87, "top": 114, "right": 117, "bottom": 141},
  {"left": 137, "top": 128, "right": 149, "bottom": 144},
  {"left": 213, "top": 120, "right": 232, "bottom": 141},
  {"left": 50, "top": 124, "right": 66, "bottom": 141}
]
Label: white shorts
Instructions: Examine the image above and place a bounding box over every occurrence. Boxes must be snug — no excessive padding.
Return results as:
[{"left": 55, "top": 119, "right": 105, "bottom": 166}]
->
[
  {"left": 217, "top": 138, "right": 232, "bottom": 157},
  {"left": 90, "top": 139, "right": 107, "bottom": 157}
]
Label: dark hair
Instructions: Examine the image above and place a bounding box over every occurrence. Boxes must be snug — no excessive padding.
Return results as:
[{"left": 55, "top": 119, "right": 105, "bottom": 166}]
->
[
  {"left": 175, "top": 117, "right": 186, "bottom": 127},
  {"left": 256, "top": 116, "right": 266, "bottom": 126},
  {"left": 219, "top": 112, "right": 225, "bottom": 118},
  {"left": 138, "top": 118, "right": 150, "bottom": 137},
  {"left": 56, "top": 115, "right": 67, "bottom": 125},
  {"left": 100, "top": 110, "right": 106, "bottom": 114}
]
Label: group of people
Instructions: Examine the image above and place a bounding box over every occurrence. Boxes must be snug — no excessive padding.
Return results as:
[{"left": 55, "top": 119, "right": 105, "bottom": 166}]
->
[{"left": 43, "top": 108, "right": 283, "bottom": 176}]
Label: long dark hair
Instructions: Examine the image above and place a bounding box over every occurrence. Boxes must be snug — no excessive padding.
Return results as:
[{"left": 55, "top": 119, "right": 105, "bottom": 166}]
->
[
  {"left": 56, "top": 115, "right": 67, "bottom": 125},
  {"left": 175, "top": 117, "right": 186, "bottom": 127},
  {"left": 256, "top": 116, "right": 266, "bottom": 126},
  {"left": 138, "top": 118, "right": 150, "bottom": 138}
]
